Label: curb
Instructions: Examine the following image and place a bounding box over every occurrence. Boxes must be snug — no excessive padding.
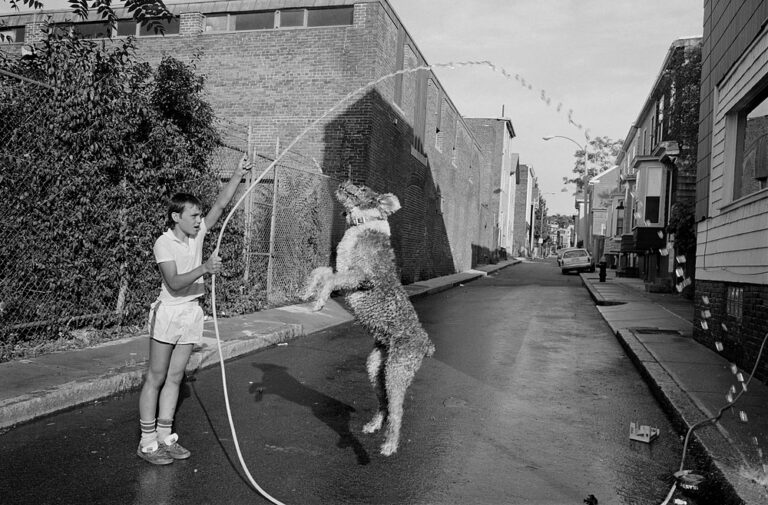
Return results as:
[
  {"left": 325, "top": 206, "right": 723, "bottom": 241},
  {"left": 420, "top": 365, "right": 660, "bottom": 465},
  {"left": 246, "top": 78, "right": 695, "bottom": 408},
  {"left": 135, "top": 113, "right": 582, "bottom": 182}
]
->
[
  {"left": 580, "top": 273, "right": 765, "bottom": 504},
  {"left": 615, "top": 329, "right": 758, "bottom": 505},
  {"left": 1, "top": 323, "right": 305, "bottom": 431}
]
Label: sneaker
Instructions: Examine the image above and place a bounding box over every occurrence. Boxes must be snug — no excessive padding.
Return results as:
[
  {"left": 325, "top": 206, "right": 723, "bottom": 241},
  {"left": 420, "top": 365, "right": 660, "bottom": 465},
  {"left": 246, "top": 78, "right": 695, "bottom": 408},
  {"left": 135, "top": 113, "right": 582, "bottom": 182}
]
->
[
  {"left": 161, "top": 433, "right": 191, "bottom": 460},
  {"left": 136, "top": 441, "right": 173, "bottom": 465}
]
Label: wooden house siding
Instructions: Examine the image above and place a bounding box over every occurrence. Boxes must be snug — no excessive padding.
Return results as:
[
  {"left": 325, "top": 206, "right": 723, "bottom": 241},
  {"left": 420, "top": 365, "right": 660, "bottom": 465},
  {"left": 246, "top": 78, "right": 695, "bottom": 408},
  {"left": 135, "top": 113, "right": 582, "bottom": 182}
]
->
[
  {"left": 696, "top": 0, "right": 768, "bottom": 284},
  {"left": 696, "top": 0, "right": 768, "bottom": 220}
]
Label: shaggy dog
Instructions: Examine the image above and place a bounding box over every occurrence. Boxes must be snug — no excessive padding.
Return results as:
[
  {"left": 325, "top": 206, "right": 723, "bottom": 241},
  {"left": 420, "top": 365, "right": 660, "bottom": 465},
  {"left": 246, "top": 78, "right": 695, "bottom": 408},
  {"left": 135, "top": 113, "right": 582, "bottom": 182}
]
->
[{"left": 302, "top": 181, "right": 435, "bottom": 456}]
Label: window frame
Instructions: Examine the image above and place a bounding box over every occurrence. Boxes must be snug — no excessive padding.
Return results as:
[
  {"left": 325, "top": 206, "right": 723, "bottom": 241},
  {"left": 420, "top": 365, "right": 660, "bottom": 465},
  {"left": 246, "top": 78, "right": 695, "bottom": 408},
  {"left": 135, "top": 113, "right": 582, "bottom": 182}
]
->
[
  {"left": 0, "top": 25, "right": 25, "bottom": 43},
  {"left": 726, "top": 285, "right": 743, "bottom": 321}
]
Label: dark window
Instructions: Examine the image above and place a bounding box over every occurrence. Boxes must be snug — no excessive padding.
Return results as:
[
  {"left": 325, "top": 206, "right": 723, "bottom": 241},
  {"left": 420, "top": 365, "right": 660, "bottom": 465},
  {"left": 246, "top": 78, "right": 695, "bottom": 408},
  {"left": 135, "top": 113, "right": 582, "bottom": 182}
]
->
[
  {"left": 616, "top": 216, "right": 623, "bottom": 236},
  {"left": 139, "top": 17, "right": 180, "bottom": 36},
  {"left": 727, "top": 286, "right": 743, "bottom": 320},
  {"left": 72, "top": 21, "right": 111, "bottom": 38},
  {"left": 736, "top": 93, "right": 768, "bottom": 199},
  {"left": 645, "top": 196, "right": 660, "bottom": 223},
  {"left": 307, "top": 6, "right": 353, "bottom": 26},
  {"left": 117, "top": 20, "right": 137, "bottom": 37},
  {"left": 279, "top": 9, "right": 304, "bottom": 27},
  {"left": 235, "top": 12, "right": 273, "bottom": 30},
  {"left": 0, "top": 26, "right": 25, "bottom": 43}
]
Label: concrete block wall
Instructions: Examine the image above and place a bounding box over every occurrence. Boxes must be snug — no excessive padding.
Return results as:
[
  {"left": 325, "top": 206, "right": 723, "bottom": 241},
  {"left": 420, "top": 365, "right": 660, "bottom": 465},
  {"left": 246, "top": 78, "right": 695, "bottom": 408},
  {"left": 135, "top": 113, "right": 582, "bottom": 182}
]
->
[{"left": 694, "top": 279, "right": 768, "bottom": 383}]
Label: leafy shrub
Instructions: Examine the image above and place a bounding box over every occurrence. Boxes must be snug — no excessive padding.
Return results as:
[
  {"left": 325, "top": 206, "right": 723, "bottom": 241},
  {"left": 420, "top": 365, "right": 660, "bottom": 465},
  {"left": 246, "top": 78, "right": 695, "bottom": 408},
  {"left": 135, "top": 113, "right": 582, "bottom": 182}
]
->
[{"left": 0, "top": 29, "right": 256, "bottom": 359}]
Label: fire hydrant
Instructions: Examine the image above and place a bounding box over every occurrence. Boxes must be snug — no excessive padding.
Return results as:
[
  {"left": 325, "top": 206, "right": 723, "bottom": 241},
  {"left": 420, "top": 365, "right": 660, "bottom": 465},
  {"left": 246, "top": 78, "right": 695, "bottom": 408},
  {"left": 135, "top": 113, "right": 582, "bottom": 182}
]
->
[{"left": 599, "top": 257, "right": 607, "bottom": 282}]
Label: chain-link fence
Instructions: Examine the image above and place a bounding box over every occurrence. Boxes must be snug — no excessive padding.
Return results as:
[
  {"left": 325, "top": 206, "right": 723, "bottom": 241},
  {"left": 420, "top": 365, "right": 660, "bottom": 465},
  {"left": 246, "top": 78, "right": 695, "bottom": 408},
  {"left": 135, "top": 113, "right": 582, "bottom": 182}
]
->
[{"left": 0, "top": 67, "right": 344, "bottom": 361}]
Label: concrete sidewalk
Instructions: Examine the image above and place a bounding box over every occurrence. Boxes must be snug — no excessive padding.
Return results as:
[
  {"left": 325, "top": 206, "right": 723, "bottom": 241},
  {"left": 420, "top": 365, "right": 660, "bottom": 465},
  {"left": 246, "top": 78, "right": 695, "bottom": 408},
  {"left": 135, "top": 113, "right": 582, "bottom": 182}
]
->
[
  {"left": 581, "top": 270, "right": 768, "bottom": 504},
  {"left": 0, "top": 260, "right": 519, "bottom": 432}
]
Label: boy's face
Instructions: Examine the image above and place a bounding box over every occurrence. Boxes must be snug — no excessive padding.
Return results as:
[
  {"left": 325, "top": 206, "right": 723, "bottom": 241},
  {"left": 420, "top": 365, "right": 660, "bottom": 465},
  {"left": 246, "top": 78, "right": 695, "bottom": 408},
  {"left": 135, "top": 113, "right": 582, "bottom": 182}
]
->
[{"left": 173, "top": 203, "right": 203, "bottom": 237}]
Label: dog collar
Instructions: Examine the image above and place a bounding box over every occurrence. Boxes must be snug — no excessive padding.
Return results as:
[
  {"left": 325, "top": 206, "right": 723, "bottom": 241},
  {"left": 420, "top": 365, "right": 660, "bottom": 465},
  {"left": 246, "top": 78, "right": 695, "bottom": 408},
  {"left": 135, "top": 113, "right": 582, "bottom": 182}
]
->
[{"left": 349, "top": 215, "right": 386, "bottom": 226}]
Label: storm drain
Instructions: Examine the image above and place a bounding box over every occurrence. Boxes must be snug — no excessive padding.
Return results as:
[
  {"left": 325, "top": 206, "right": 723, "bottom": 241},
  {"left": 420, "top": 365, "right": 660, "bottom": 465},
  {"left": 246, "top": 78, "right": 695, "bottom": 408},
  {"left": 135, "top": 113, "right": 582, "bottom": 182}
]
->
[{"left": 631, "top": 328, "right": 682, "bottom": 336}]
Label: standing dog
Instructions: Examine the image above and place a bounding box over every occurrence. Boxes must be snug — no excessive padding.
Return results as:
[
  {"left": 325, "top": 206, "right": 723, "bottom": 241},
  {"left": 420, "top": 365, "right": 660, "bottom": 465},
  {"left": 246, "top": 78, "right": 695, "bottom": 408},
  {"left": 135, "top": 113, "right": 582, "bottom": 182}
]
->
[{"left": 303, "top": 181, "right": 435, "bottom": 456}]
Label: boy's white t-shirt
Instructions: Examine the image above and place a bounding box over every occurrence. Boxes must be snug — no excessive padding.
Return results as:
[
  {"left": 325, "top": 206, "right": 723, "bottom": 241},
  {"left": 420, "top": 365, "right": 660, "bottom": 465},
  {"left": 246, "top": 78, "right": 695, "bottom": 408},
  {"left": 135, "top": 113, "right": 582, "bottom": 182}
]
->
[{"left": 153, "top": 219, "right": 208, "bottom": 305}]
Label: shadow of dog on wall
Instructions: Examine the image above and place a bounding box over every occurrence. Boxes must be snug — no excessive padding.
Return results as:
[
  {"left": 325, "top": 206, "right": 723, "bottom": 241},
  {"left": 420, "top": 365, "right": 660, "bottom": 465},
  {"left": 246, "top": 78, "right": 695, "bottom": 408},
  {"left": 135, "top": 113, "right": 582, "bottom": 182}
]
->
[{"left": 302, "top": 180, "right": 435, "bottom": 456}]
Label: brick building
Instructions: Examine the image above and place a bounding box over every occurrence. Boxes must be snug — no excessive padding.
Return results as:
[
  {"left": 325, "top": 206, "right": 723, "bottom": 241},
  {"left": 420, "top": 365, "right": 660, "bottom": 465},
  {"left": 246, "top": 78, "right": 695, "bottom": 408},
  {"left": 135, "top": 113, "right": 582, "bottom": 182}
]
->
[
  {"left": 694, "top": 0, "right": 768, "bottom": 382},
  {"left": 1, "top": 0, "right": 508, "bottom": 282},
  {"left": 513, "top": 164, "right": 537, "bottom": 257},
  {"left": 465, "top": 117, "right": 517, "bottom": 262}
]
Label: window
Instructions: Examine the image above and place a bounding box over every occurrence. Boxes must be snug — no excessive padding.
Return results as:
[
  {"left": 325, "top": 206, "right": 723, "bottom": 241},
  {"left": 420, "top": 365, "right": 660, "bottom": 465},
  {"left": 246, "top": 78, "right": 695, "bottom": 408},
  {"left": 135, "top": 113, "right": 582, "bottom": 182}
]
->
[
  {"left": 735, "top": 93, "right": 768, "bottom": 199},
  {"left": 138, "top": 17, "right": 180, "bottom": 36},
  {"left": 727, "top": 286, "right": 743, "bottom": 320},
  {"left": 645, "top": 196, "right": 660, "bottom": 223},
  {"left": 653, "top": 94, "right": 666, "bottom": 147},
  {"left": 117, "top": 20, "right": 137, "bottom": 37},
  {"left": 235, "top": 12, "right": 273, "bottom": 30},
  {"left": 307, "top": 6, "right": 353, "bottom": 26},
  {"left": 0, "top": 26, "right": 25, "bottom": 43},
  {"left": 205, "top": 14, "right": 229, "bottom": 32},
  {"left": 52, "top": 22, "right": 111, "bottom": 38},
  {"left": 278, "top": 9, "right": 305, "bottom": 27},
  {"left": 72, "top": 21, "right": 111, "bottom": 38}
]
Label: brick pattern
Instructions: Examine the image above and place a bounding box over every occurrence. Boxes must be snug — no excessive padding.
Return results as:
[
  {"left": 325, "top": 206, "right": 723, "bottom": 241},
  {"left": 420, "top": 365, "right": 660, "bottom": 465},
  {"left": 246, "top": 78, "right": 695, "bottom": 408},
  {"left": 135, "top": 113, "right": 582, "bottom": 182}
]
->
[
  {"left": 180, "top": 12, "right": 204, "bottom": 36},
  {"left": 114, "top": 1, "right": 488, "bottom": 278},
  {"left": 694, "top": 279, "right": 768, "bottom": 383}
]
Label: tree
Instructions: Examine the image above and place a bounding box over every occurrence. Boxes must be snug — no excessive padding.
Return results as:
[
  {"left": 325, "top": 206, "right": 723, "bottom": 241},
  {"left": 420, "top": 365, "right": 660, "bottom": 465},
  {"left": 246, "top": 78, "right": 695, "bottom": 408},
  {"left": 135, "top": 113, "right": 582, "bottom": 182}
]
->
[
  {"left": 562, "top": 136, "right": 623, "bottom": 192},
  {"left": 549, "top": 214, "right": 573, "bottom": 229},
  {"left": 533, "top": 194, "right": 548, "bottom": 240},
  {"left": 2, "top": 0, "right": 173, "bottom": 34}
]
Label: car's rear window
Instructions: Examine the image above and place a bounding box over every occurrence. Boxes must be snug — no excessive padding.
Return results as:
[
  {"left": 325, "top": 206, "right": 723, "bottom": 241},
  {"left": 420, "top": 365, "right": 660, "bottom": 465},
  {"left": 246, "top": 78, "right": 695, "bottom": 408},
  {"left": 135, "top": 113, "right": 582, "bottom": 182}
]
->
[{"left": 564, "top": 250, "right": 588, "bottom": 258}]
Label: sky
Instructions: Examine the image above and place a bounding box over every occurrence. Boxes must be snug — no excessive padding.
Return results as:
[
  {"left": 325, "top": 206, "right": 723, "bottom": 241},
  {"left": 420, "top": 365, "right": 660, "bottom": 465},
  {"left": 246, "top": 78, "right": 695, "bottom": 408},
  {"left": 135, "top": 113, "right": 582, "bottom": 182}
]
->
[
  {"left": 1, "top": 0, "right": 705, "bottom": 215},
  {"left": 385, "top": 0, "right": 704, "bottom": 215}
]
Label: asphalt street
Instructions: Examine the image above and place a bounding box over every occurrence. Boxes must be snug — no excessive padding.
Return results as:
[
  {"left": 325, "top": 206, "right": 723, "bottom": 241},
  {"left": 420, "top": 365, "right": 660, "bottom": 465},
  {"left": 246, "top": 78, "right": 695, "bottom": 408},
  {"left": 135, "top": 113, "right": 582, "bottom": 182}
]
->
[{"left": 0, "top": 261, "right": 705, "bottom": 505}]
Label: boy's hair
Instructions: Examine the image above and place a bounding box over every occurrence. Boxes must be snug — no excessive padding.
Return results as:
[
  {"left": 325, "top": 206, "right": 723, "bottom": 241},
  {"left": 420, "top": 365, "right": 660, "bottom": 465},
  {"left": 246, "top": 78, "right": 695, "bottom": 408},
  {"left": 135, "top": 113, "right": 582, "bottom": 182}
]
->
[{"left": 166, "top": 193, "right": 202, "bottom": 228}]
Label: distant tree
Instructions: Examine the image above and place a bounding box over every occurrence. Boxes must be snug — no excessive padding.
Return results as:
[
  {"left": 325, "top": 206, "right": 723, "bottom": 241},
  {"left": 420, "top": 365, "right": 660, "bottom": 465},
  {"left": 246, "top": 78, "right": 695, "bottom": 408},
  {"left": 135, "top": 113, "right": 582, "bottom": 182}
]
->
[
  {"left": 562, "top": 136, "right": 623, "bottom": 192},
  {"left": 549, "top": 214, "right": 573, "bottom": 229},
  {"left": 2, "top": 0, "right": 173, "bottom": 34},
  {"left": 533, "top": 194, "right": 548, "bottom": 240}
]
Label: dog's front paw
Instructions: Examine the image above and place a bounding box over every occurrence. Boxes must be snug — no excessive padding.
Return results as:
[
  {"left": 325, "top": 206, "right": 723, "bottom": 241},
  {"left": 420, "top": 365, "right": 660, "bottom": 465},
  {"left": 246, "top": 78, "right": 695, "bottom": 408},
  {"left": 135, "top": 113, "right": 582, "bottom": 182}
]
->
[
  {"left": 302, "top": 266, "right": 333, "bottom": 301},
  {"left": 362, "top": 412, "right": 383, "bottom": 433},
  {"left": 312, "top": 299, "right": 326, "bottom": 312},
  {"left": 380, "top": 439, "right": 398, "bottom": 456}
]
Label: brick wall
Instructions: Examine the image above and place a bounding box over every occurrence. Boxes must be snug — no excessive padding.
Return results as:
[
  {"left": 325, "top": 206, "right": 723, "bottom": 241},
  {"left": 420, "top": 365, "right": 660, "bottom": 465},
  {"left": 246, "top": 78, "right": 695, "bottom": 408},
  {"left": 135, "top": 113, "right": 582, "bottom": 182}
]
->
[
  {"left": 1, "top": 1, "right": 489, "bottom": 280},
  {"left": 514, "top": 165, "right": 531, "bottom": 254},
  {"left": 694, "top": 279, "right": 768, "bottom": 383}
]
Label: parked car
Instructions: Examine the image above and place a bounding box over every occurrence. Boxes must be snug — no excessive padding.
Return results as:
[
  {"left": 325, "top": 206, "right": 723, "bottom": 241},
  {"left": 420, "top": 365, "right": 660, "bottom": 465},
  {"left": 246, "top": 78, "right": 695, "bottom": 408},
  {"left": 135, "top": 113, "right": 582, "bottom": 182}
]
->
[
  {"left": 561, "top": 248, "right": 595, "bottom": 274},
  {"left": 556, "top": 247, "right": 578, "bottom": 266}
]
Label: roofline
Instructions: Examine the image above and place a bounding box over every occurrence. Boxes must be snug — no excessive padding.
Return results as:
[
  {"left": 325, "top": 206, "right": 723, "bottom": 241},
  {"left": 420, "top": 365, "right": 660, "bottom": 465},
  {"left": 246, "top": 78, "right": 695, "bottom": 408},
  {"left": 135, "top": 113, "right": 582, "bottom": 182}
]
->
[
  {"left": 631, "top": 37, "right": 702, "bottom": 136},
  {"left": 0, "top": 0, "right": 486, "bottom": 151}
]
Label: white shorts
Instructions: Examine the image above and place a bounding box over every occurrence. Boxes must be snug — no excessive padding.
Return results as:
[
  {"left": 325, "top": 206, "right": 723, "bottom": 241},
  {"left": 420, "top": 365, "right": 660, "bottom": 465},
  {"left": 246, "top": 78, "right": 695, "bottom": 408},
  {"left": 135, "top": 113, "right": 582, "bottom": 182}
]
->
[{"left": 148, "top": 300, "right": 204, "bottom": 345}]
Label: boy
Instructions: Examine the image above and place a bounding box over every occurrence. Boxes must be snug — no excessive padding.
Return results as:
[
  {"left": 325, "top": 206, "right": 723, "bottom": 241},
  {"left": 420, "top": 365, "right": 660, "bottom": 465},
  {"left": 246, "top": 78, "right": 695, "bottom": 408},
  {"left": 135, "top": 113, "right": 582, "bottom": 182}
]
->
[{"left": 137, "top": 156, "right": 252, "bottom": 465}]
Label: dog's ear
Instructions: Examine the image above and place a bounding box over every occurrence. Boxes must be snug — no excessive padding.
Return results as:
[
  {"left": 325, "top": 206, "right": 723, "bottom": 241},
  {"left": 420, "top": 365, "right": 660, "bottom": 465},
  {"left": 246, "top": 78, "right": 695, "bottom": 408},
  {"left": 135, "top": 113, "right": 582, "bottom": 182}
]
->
[{"left": 378, "top": 193, "right": 401, "bottom": 215}]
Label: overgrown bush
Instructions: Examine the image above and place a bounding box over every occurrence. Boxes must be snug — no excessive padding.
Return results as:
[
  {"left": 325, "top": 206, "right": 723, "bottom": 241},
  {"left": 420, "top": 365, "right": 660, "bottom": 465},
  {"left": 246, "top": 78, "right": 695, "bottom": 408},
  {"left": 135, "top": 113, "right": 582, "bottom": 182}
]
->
[{"left": 0, "top": 29, "right": 256, "bottom": 360}]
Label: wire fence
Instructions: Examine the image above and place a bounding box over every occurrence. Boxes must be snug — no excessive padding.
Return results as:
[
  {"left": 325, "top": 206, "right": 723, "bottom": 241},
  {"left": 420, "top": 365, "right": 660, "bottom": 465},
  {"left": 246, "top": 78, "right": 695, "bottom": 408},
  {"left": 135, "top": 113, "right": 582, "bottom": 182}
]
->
[{"left": 0, "top": 68, "right": 344, "bottom": 360}]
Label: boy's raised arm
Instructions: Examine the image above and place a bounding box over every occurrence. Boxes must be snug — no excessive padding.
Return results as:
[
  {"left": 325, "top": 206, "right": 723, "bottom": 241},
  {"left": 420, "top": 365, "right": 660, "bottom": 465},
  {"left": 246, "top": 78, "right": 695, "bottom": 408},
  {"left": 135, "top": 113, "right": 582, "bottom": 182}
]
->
[{"left": 205, "top": 156, "right": 253, "bottom": 229}]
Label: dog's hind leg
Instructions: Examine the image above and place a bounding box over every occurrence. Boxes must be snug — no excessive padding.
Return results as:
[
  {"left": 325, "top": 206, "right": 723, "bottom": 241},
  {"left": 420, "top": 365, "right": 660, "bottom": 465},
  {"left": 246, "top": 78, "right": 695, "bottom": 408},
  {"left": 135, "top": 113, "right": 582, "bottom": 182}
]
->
[
  {"left": 380, "top": 353, "right": 422, "bottom": 456},
  {"left": 362, "top": 346, "right": 386, "bottom": 434}
]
